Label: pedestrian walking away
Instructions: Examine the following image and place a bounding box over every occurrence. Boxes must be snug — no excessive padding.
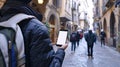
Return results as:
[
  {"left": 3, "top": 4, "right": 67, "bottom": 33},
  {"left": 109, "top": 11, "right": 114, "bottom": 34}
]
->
[
  {"left": 0, "top": 0, "right": 68, "bottom": 67},
  {"left": 70, "top": 31, "right": 77, "bottom": 52},
  {"left": 76, "top": 31, "right": 80, "bottom": 46},
  {"left": 84, "top": 29, "right": 96, "bottom": 58},
  {"left": 100, "top": 29, "right": 106, "bottom": 47},
  {"left": 79, "top": 31, "right": 83, "bottom": 41}
]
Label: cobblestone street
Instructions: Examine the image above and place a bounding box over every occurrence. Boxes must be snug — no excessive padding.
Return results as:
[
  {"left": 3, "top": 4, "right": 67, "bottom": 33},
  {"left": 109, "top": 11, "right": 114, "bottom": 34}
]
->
[{"left": 62, "top": 38, "right": 120, "bottom": 67}]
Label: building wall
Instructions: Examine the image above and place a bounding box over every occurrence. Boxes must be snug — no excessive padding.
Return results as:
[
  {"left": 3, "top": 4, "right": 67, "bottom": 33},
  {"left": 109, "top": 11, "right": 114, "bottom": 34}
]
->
[
  {"left": 99, "top": 0, "right": 103, "bottom": 17},
  {"left": 31, "top": 0, "right": 60, "bottom": 44},
  {"left": 93, "top": 0, "right": 120, "bottom": 48},
  {"left": 59, "top": 0, "right": 72, "bottom": 35},
  {"left": 45, "top": 0, "right": 60, "bottom": 44},
  {"left": 99, "top": 3, "right": 119, "bottom": 47},
  {"left": 31, "top": 0, "right": 73, "bottom": 43},
  {"left": 79, "top": 0, "right": 90, "bottom": 30},
  {"left": 45, "top": 5, "right": 60, "bottom": 35},
  {"left": 100, "top": 9, "right": 110, "bottom": 38},
  {"left": 59, "top": 0, "right": 72, "bottom": 23}
]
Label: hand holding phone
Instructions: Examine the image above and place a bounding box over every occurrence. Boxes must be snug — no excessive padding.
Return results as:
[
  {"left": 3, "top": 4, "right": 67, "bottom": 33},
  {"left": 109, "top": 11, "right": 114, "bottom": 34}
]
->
[
  {"left": 59, "top": 43, "right": 68, "bottom": 50},
  {"left": 56, "top": 31, "right": 68, "bottom": 46}
]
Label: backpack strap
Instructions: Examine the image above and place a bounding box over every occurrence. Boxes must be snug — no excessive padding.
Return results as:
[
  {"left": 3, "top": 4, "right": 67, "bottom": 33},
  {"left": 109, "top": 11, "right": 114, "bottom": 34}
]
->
[
  {"left": 0, "top": 13, "right": 35, "bottom": 30},
  {"left": 0, "top": 13, "right": 35, "bottom": 66},
  {"left": 0, "top": 49, "right": 6, "bottom": 67}
]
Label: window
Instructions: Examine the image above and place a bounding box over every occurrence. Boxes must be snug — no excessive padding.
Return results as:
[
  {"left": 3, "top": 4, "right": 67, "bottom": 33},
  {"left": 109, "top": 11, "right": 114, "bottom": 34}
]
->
[{"left": 53, "top": 0, "right": 59, "bottom": 8}]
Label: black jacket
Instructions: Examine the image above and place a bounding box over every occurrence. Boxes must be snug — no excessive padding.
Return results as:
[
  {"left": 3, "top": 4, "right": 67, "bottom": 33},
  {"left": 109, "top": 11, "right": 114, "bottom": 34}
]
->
[
  {"left": 100, "top": 31, "right": 106, "bottom": 40},
  {"left": 0, "top": 1, "right": 65, "bottom": 67},
  {"left": 85, "top": 31, "right": 96, "bottom": 45},
  {"left": 76, "top": 31, "right": 80, "bottom": 41},
  {"left": 19, "top": 19, "right": 65, "bottom": 67},
  {"left": 70, "top": 32, "right": 77, "bottom": 42}
]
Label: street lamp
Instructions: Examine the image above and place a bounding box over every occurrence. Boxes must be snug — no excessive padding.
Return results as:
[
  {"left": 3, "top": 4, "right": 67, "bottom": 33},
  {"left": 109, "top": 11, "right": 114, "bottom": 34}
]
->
[{"left": 38, "top": 0, "right": 44, "bottom": 4}]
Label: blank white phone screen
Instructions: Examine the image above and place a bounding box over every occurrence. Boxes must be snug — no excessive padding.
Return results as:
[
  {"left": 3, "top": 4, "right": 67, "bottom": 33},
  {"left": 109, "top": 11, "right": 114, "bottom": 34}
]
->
[{"left": 56, "top": 31, "right": 68, "bottom": 45}]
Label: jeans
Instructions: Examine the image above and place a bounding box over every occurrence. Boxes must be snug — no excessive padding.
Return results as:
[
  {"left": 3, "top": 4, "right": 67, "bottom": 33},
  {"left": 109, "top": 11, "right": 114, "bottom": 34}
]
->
[
  {"left": 71, "top": 42, "right": 76, "bottom": 51},
  {"left": 101, "top": 39, "right": 105, "bottom": 46},
  {"left": 87, "top": 44, "right": 94, "bottom": 56},
  {"left": 76, "top": 40, "right": 79, "bottom": 46}
]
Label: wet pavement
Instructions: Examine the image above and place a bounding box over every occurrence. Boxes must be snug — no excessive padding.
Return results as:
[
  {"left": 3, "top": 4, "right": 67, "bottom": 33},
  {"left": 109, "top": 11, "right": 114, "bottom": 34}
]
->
[{"left": 62, "top": 38, "right": 120, "bottom": 67}]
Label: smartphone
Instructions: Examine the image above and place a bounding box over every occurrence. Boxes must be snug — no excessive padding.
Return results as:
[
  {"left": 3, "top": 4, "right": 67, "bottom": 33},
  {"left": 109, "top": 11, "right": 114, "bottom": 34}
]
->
[{"left": 56, "top": 30, "right": 68, "bottom": 46}]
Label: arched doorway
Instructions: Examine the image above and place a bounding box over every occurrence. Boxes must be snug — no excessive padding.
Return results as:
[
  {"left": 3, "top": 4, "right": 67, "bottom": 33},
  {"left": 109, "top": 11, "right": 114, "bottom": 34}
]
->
[
  {"left": 103, "top": 18, "right": 107, "bottom": 42},
  {"left": 110, "top": 12, "right": 116, "bottom": 47},
  {"left": 49, "top": 15, "right": 56, "bottom": 43},
  {"left": 103, "top": 19, "right": 107, "bottom": 34}
]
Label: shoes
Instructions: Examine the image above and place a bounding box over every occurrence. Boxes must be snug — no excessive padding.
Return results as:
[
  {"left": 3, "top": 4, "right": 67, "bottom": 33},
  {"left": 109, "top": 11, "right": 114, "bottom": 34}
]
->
[
  {"left": 91, "top": 56, "right": 94, "bottom": 59},
  {"left": 88, "top": 54, "right": 90, "bottom": 56},
  {"left": 88, "top": 55, "right": 94, "bottom": 59},
  {"left": 71, "top": 51, "right": 75, "bottom": 54}
]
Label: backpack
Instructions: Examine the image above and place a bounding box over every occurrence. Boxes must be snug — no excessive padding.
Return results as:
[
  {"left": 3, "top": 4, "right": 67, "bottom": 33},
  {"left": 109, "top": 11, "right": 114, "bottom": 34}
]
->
[
  {"left": 70, "top": 33, "right": 76, "bottom": 42},
  {"left": 79, "top": 33, "right": 83, "bottom": 39},
  {"left": 85, "top": 33, "right": 96, "bottom": 45},
  {"left": 0, "top": 13, "right": 34, "bottom": 67},
  {"left": 100, "top": 32, "right": 106, "bottom": 40},
  {"left": 72, "top": 33, "right": 76, "bottom": 39}
]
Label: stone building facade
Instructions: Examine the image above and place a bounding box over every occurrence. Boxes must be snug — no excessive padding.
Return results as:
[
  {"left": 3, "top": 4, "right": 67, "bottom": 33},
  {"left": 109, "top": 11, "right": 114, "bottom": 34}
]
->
[
  {"left": 30, "top": 0, "right": 72, "bottom": 44},
  {"left": 93, "top": 0, "right": 120, "bottom": 49}
]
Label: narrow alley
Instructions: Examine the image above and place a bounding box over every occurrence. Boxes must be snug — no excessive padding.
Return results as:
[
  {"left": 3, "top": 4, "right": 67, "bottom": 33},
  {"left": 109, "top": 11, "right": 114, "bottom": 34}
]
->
[{"left": 62, "top": 38, "right": 120, "bottom": 67}]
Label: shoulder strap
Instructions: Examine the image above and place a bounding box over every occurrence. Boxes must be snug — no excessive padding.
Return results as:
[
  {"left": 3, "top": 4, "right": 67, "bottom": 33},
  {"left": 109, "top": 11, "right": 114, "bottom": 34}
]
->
[
  {"left": 0, "top": 13, "right": 35, "bottom": 30},
  {"left": 0, "top": 13, "right": 35, "bottom": 66}
]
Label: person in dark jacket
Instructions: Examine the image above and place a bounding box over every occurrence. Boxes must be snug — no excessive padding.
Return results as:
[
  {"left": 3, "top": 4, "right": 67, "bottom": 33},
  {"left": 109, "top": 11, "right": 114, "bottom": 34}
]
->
[
  {"left": 0, "top": 0, "right": 68, "bottom": 67},
  {"left": 76, "top": 31, "right": 80, "bottom": 46},
  {"left": 100, "top": 29, "right": 106, "bottom": 47},
  {"left": 84, "top": 30, "right": 96, "bottom": 58},
  {"left": 70, "top": 31, "right": 77, "bottom": 52}
]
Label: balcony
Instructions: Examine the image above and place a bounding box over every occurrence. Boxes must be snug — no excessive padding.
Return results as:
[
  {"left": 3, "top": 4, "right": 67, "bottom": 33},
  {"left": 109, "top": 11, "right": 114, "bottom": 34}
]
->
[
  {"left": 106, "top": 0, "right": 115, "bottom": 8},
  {"left": 59, "top": 0, "right": 72, "bottom": 22},
  {"left": 71, "top": 7, "right": 76, "bottom": 11},
  {"left": 60, "top": 11, "right": 72, "bottom": 22}
]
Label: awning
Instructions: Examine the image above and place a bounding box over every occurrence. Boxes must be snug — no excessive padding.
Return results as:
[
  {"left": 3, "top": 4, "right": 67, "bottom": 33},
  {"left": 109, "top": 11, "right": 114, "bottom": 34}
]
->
[{"left": 60, "top": 17, "right": 70, "bottom": 22}]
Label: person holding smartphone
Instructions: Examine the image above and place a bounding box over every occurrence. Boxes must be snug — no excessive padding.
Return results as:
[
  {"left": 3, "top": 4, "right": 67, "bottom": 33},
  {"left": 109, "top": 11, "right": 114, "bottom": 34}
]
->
[{"left": 0, "top": 0, "right": 68, "bottom": 67}]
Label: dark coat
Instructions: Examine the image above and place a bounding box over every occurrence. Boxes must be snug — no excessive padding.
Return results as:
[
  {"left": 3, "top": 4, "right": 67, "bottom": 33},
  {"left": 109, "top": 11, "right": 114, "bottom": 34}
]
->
[
  {"left": 85, "top": 31, "right": 96, "bottom": 46},
  {"left": 76, "top": 31, "right": 80, "bottom": 41},
  {"left": 19, "top": 19, "right": 65, "bottom": 67},
  {"left": 0, "top": 1, "right": 65, "bottom": 67},
  {"left": 100, "top": 31, "right": 106, "bottom": 40},
  {"left": 70, "top": 32, "right": 77, "bottom": 42}
]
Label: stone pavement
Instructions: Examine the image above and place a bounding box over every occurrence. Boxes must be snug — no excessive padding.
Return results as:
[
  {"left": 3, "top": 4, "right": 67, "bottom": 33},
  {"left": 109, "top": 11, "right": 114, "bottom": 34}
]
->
[{"left": 62, "top": 38, "right": 120, "bottom": 67}]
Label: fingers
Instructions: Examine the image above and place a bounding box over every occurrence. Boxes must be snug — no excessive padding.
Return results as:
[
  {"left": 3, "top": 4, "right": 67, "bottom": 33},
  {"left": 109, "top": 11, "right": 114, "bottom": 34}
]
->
[{"left": 59, "top": 44, "right": 68, "bottom": 50}]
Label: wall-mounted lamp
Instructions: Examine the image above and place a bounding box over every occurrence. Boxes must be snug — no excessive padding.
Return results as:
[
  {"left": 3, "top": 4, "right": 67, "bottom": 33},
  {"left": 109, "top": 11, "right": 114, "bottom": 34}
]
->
[{"left": 38, "top": 0, "right": 44, "bottom": 4}]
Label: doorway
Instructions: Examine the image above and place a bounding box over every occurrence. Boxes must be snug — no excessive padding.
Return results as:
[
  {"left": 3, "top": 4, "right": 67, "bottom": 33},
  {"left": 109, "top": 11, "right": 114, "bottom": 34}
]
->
[{"left": 110, "top": 12, "right": 116, "bottom": 47}]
